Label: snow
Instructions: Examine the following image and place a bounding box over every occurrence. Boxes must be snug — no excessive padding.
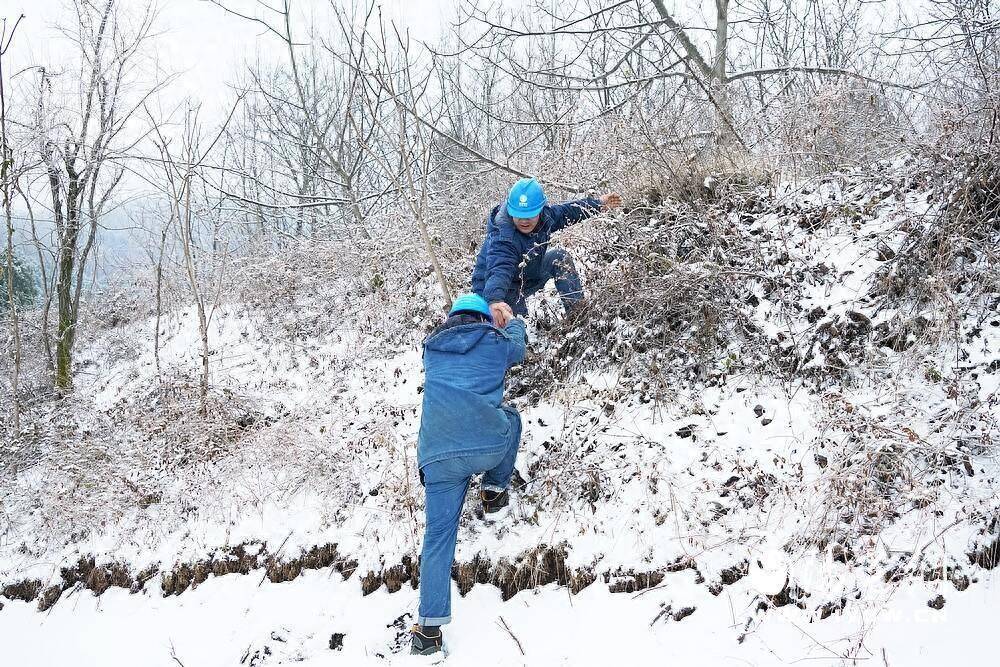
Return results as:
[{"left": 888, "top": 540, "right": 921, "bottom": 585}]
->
[
  {"left": 2, "top": 163, "right": 998, "bottom": 665},
  {"left": 2, "top": 557, "right": 995, "bottom": 665}
]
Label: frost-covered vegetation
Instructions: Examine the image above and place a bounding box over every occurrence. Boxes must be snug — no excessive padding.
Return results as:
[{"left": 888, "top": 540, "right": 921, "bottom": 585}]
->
[{"left": 1, "top": 0, "right": 999, "bottom": 665}]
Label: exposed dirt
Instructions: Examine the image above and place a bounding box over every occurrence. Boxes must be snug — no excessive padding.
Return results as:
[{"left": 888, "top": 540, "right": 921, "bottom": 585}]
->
[
  {"left": 818, "top": 597, "right": 848, "bottom": 620},
  {"left": 162, "top": 542, "right": 359, "bottom": 596},
  {"left": 710, "top": 560, "right": 749, "bottom": 596},
  {"left": 761, "top": 580, "right": 810, "bottom": 611},
  {"left": 968, "top": 532, "right": 1000, "bottom": 570},
  {"left": 604, "top": 557, "right": 696, "bottom": 594},
  {"left": 0, "top": 542, "right": 706, "bottom": 613},
  {"left": 1, "top": 579, "right": 42, "bottom": 604},
  {"left": 651, "top": 603, "right": 698, "bottom": 625},
  {"left": 451, "top": 545, "right": 595, "bottom": 600},
  {"left": 361, "top": 557, "right": 417, "bottom": 596},
  {"left": 2, "top": 533, "right": 990, "bottom": 620}
]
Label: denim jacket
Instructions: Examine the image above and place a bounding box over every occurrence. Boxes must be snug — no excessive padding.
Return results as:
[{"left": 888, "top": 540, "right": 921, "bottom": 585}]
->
[{"left": 416, "top": 318, "right": 527, "bottom": 468}]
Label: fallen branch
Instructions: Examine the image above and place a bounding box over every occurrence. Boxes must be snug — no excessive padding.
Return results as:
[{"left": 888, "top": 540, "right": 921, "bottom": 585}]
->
[
  {"left": 258, "top": 530, "right": 294, "bottom": 587},
  {"left": 498, "top": 615, "right": 525, "bottom": 656},
  {"left": 169, "top": 641, "right": 187, "bottom": 667}
]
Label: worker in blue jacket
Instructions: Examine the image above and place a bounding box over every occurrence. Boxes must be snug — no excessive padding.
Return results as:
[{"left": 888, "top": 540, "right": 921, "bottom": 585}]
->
[
  {"left": 471, "top": 177, "right": 622, "bottom": 327},
  {"left": 410, "top": 293, "right": 527, "bottom": 656}
]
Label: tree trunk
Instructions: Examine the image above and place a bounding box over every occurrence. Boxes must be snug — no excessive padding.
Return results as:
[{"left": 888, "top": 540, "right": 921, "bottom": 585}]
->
[
  {"left": 1, "top": 37, "right": 22, "bottom": 432},
  {"left": 2, "top": 151, "right": 21, "bottom": 434},
  {"left": 3, "top": 201, "right": 20, "bottom": 433},
  {"left": 714, "top": 0, "right": 729, "bottom": 83},
  {"left": 153, "top": 224, "right": 167, "bottom": 378},
  {"left": 55, "top": 173, "right": 81, "bottom": 393},
  {"left": 651, "top": 0, "right": 739, "bottom": 146},
  {"left": 416, "top": 213, "right": 452, "bottom": 308},
  {"left": 713, "top": 0, "right": 732, "bottom": 142},
  {"left": 397, "top": 105, "right": 451, "bottom": 307},
  {"left": 179, "top": 176, "right": 209, "bottom": 414},
  {"left": 197, "top": 300, "right": 209, "bottom": 414},
  {"left": 18, "top": 187, "right": 54, "bottom": 372}
]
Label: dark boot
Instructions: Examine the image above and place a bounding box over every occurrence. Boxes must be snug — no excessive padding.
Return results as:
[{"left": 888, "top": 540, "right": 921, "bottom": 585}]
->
[
  {"left": 481, "top": 488, "right": 509, "bottom": 514},
  {"left": 410, "top": 625, "right": 443, "bottom": 655}
]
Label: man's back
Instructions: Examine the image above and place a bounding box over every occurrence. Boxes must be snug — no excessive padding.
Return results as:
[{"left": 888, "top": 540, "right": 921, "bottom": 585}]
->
[
  {"left": 417, "top": 317, "right": 526, "bottom": 468},
  {"left": 412, "top": 303, "right": 528, "bottom": 648}
]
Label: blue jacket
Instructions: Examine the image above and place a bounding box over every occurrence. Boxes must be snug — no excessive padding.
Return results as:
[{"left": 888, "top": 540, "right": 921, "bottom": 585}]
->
[
  {"left": 417, "top": 318, "right": 527, "bottom": 468},
  {"left": 471, "top": 197, "right": 602, "bottom": 304}
]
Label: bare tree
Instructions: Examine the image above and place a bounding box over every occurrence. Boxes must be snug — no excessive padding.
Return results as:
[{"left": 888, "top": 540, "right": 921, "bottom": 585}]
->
[
  {"left": 150, "top": 101, "right": 239, "bottom": 413},
  {"left": 1, "top": 14, "right": 25, "bottom": 432},
  {"left": 211, "top": 0, "right": 387, "bottom": 240},
  {"left": 134, "top": 207, "right": 172, "bottom": 378},
  {"left": 897, "top": 0, "right": 1000, "bottom": 145},
  {"left": 17, "top": 185, "right": 55, "bottom": 373},
  {"left": 32, "top": 0, "right": 159, "bottom": 392},
  {"left": 444, "top": 0, "right": 914, "bottom": 164},
  {"left": 335, "top": 9, "right": 454, "bottom": 304},
  {"left": 207, "top": 1, "right": 457, "bottom": 303},
  {"left": 235, "top": 48, "right": 372, "bottom": 240}
]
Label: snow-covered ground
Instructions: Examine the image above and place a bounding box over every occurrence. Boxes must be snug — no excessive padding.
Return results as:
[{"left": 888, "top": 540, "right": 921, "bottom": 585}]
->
[
  {"left": 3, "top": 558, "right": 997, "bottom": 666},
  {"left": 1, "top": 164, "right": 998, "bottom": 665}
]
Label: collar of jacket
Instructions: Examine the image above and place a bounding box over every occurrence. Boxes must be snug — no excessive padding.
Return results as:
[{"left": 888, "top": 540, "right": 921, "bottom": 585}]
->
[{"left": 424, "top": 321, "right": 508, "bottom": 355}]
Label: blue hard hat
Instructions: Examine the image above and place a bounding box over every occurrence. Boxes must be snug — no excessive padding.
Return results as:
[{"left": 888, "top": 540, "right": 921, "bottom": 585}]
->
[
  {"left": 506, "top": 177, "right": 546, "bottom": 218},
  {"left": 449, "top": 293, "right": 493, "bottom": 322}
]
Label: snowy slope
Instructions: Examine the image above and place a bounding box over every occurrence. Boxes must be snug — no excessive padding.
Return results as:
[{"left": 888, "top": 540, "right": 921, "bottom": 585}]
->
[{"left": 1, "top": 161, "right": 998, "bottom": 665}]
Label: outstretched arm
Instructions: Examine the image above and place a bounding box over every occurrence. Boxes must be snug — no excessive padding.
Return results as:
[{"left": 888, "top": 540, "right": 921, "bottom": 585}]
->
[{"left": 548, "top": 193, "right": 622, "bottom": 233}]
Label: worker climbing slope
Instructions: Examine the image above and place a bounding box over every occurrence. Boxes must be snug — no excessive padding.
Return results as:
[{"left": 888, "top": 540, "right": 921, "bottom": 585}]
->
[
  {"left": 471, "top": 177, "right": 622, "bottom": 327},
  {"left": 411, "top": 294, "right": 527, "bottom": 656}
]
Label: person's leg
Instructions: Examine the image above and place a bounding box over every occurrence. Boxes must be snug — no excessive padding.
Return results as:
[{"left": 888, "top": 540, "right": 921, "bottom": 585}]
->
[
  {"left": 482, "top": 406, "right": 522, "bottom": 493},
  {"left": 418, "top": 459, "right": 472, "bottom": 627},
  {"left": 540, "top": 248, "right": 584, "bottom": 311}
]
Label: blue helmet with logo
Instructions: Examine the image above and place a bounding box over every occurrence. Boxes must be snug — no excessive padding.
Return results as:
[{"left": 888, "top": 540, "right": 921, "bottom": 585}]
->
[
  {"left": 506, "top": 177, "right": 546, "bottom": 219},
  {"left": 449, "top": 293, "right": 493, "bottom": 322}
]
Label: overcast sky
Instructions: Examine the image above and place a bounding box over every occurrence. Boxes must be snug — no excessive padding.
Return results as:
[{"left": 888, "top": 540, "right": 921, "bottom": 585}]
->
[
  {"left": 5, "top": 0, "right": 456, "bottom": 118},
  {"left": 0, "top": 0, "right": 456, "bottom": 268}
]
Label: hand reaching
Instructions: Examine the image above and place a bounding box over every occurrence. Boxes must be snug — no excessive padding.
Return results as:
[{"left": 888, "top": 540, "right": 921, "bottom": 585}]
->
[
  {"left": 489, "top": 301, "right": 514, "bottom": 328},
  {"left": 599, "top": 192, "right": 623, "bottom": 210}
]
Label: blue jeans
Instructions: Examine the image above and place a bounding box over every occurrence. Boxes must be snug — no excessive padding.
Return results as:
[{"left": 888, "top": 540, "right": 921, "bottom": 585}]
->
[
  {"left": 417, "top": 406, "right": 521, "bottom": 626},
  {"left": 504, "top": 247, "right": 582, "bottom": 316}
]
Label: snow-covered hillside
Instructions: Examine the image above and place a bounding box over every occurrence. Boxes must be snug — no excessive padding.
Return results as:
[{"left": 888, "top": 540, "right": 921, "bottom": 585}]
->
[{"left": 1, "top": 159, "right": 998, "bottom": 665}]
